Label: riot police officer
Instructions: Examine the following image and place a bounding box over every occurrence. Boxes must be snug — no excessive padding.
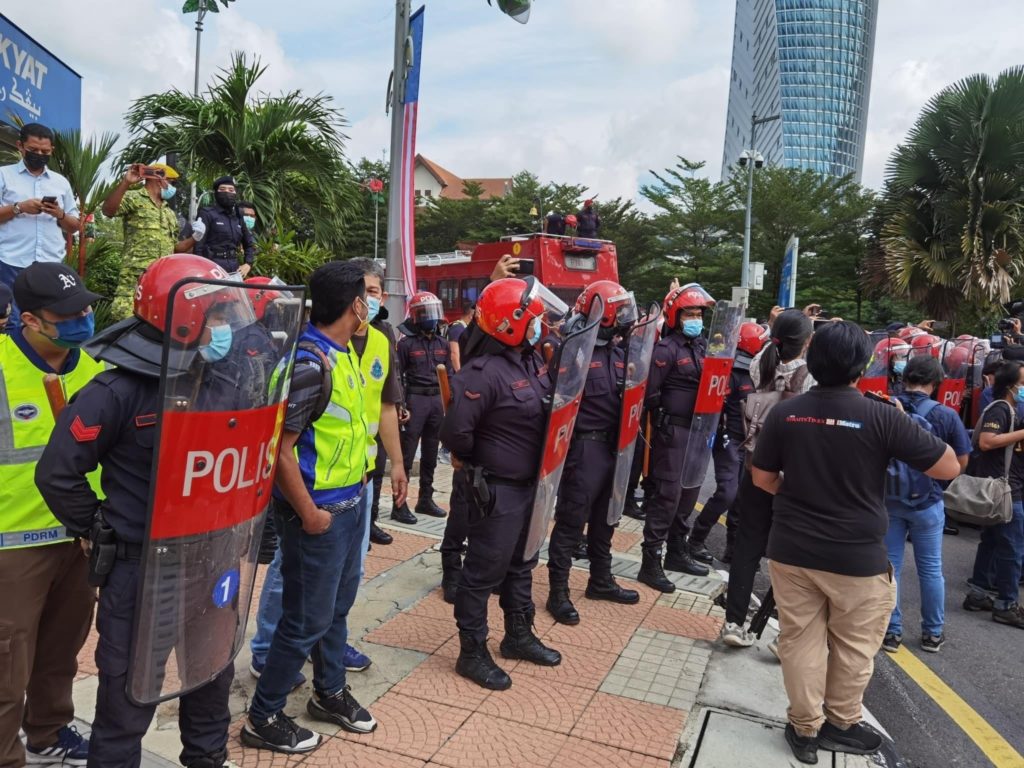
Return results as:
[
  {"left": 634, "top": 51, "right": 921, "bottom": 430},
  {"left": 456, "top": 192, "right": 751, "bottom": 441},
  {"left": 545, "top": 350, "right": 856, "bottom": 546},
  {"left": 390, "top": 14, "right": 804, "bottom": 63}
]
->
[
  {"left": 35, "top": 255, "right": 256, "bottom": 768},
  {"left": 546, "top": 281, "right": 640, "bottom": 625},
  {"left": 393, "top": 291, "right": 452, "bottom": 523},
  {"left": 440, "top": 277, "right": 565, "bottom": 690},
  {"left": 638, "top": 284, "right": 715, "bottom": 593},
  {"left": 685, "top": 322, "right": 768, "bottom": 564}
]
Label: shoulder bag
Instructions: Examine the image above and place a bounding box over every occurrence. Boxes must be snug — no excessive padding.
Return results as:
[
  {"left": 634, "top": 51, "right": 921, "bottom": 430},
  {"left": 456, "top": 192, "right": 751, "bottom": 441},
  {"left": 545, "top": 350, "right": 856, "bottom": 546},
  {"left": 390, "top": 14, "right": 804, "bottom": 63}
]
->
[{"left": 943, "top": 400, "right": 1015, "bottom": 526}]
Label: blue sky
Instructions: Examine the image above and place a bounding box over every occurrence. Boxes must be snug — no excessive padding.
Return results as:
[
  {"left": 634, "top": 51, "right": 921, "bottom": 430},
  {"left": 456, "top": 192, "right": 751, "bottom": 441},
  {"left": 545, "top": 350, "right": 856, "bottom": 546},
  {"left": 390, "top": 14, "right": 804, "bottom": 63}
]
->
[{"left": 6, "top": 1, "right": 1023, "bottom": 204}]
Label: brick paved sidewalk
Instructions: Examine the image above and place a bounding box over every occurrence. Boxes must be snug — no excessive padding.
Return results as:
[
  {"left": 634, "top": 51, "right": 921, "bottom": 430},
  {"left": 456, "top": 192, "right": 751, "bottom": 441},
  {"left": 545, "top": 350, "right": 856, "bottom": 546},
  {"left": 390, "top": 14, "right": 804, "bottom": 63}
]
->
[{"left": 70, "top": 464, "right": 727, "bottom": 767}]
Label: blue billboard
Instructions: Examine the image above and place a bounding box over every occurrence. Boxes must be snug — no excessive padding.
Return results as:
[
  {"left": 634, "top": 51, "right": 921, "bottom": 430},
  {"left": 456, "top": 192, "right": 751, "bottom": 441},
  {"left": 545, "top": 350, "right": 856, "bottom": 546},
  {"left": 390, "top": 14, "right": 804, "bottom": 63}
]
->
[{"left": 0, "top": 15, "right": 81, "bottom": 133}]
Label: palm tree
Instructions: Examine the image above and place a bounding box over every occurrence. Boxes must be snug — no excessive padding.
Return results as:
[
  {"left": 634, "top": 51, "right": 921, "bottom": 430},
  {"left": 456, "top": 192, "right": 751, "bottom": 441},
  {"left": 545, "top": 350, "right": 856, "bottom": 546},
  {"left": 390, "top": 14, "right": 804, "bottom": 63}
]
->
[
  {"left": 121, "top": 52, "right": 359, "bottom": 251},
  {"left": 881, "top": 66, "right": 1024, "bottom": 319}
]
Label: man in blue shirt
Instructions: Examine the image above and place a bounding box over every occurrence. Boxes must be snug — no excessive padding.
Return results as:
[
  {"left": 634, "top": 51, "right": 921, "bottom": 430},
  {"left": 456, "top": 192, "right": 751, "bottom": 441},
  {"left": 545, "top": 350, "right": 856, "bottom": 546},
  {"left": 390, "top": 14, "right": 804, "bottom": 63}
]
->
[{"left": 0, "top": 124, "right": 81, "bottom": 330}]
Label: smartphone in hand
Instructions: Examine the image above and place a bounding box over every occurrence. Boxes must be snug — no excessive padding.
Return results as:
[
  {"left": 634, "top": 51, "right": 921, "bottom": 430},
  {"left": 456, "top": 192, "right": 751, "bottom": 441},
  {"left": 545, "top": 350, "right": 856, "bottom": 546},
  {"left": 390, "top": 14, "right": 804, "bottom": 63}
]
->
[
  {"left": 41, "top": 196, "right": 57, "bottom": 205},
  {"left": 864, "top": 390, "right": 896, "bottom": 407},
  {"left": 516, "top": 258, "right": 535, "bottom": 276}
]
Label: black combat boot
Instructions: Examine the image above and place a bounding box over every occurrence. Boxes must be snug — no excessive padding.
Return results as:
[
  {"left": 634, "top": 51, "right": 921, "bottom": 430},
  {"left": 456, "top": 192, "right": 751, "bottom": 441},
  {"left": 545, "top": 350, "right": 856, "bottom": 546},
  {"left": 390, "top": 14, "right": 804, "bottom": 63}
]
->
[
  {"left": 441, "top": 569, "right": 460, "bottom": 605},
  {"left": 623, "top": 496, "right": 646, "bottom": 520},
  {"left": 546, "top": 582, "right": 580, "bottom": 625},
  {"left": 186, "top": 749, "right": 228, "bottom": 768},
  {"left": 415, "top": 496, "right": 447, "bottom": 518},
  {"left": 637, "top": 548, "right": 676, "bottom": 593},
  {"left": 456, "top": 632, "right": 511, "bottom": 690},
  {"left": 687, "top": 538, "right": 714, "bottom": 565},
  {"left": 390, "top": 502, "right": 417, "bottom": 524},
  {"left": 500, "top": 609, "right": 561, "bottom": 666},
  {"left": 664, "top": 540, "right": 710, "bottom": 576},
  {"left": 586, "top": 574, "right": 640, "bottom": 604}
]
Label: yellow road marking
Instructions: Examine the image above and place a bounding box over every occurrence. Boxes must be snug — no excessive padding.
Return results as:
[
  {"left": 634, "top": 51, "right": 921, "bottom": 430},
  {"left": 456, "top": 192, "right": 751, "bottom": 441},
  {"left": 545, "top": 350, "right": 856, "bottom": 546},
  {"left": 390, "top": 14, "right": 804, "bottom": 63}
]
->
[{"left": 890, "top": 647, "right": 1024, "bottom": 767}]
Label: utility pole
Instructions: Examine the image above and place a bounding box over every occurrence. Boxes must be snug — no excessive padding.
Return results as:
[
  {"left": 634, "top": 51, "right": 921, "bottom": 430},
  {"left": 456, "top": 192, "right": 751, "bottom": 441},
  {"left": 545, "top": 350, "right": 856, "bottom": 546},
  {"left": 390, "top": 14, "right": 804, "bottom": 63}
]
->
[
  {"left": 740, "top": 112, "right": 779, "bottom": 297},
  {"left": 189, "top": 4, "right": 208, "bottom": 221},
  {"left": 384, "top": 0, "right": 411, "bottom": 322}
]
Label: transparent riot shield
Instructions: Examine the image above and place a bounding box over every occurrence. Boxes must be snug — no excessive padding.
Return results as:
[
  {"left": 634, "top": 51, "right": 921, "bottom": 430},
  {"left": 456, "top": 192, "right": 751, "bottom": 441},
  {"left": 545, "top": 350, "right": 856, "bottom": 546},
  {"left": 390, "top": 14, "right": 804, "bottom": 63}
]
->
[
  {"left": 128, "top": 277, "right": 305, "bottom": 705},
  {"left": 933, "top": 340, "right": 967, "bottom": 415},
  {"left": 607, "top": 303, "right": 661, "bottom": 526},
  {"left": 858, "top": 331, "right": 897, "bottom": 396},
  {"left": 679, "top": 301, "right": 744, "bottom": 489},
  {"left": 523, "top": 297, "right": 603, "bottom": 561}
]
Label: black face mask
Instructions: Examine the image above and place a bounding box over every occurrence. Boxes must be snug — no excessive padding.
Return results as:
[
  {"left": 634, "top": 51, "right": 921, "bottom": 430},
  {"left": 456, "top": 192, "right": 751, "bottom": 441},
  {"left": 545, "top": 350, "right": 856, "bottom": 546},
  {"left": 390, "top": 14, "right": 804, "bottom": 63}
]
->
[
  {"left": 215, "top": 191, "right": 237, "bottom": 209},
  {"left": 23, "top": 151, "right": 49, "bottom": 171}
]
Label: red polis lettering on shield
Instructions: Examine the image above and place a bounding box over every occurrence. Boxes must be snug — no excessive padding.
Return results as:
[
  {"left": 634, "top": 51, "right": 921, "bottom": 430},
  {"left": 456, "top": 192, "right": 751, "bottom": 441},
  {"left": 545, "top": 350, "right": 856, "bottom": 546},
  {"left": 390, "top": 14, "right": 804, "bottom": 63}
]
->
[
  {"left": 540, "top": 397, "right": 583, "bottom": 477},
  {"left": 938, "top": 379, "right": 965, "bottom": 410},
  {"left": 618, "top": 384, "right": 647, "bottom": 451},
  {"left": 149, "top": 404, "right": 284, "bottom": 539},
  {"left": 693, "top": 357, "right": 735, "bottom": 415}
]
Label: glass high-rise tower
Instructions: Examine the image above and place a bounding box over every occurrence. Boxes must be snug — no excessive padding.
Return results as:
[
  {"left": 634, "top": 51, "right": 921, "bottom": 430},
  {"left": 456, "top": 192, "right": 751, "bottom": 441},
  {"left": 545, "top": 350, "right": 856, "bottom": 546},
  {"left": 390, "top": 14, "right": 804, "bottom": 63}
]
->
[{"left": 721, "top": 0, "right": 878, "bottom": 182}]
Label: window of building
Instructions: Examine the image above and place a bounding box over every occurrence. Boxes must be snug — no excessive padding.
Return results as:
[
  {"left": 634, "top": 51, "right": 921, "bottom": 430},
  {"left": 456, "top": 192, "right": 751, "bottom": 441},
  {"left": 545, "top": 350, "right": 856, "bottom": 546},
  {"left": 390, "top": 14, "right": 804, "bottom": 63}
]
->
[
  {"left": 436, "top": 279, "right": 459, "bottom": 311},
  {"left": 461, "top": 278, "right": 488, "bottom": 311},
  {"left": 424, "top": 189, "right": 433, "bottom": 198}
]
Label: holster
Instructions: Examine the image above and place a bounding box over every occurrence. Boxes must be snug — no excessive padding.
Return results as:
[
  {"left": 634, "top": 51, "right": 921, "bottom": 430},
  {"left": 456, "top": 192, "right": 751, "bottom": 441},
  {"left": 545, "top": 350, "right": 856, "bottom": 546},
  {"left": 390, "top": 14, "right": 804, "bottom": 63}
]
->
[
  {"left": 87, "top": 514, "right": 117, "bottom": 588},
  {"left": 465, "top": 464, "right": 492, "bottom": 523}
]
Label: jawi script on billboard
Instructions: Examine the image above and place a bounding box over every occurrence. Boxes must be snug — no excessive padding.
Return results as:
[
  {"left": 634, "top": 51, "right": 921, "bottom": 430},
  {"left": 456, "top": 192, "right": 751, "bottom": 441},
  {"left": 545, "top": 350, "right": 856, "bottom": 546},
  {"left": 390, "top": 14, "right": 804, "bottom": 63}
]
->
[{"left": 0, "top": 15, "right": 82, "bottom": 132}]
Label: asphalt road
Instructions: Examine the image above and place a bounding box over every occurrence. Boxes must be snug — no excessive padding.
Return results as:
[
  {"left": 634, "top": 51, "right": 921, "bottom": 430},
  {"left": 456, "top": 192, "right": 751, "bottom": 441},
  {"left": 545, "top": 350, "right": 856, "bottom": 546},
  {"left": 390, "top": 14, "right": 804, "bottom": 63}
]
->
[{"left": 697, "top": 513, "right": 1024, "bottom": 768}]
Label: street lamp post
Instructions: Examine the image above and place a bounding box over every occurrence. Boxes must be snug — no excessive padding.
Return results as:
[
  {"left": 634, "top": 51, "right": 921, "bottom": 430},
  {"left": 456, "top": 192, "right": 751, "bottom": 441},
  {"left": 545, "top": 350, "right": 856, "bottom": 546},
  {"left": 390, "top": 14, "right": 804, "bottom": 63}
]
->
[{"left": 740, "top": 113, "right": 779, "bottom": 299}]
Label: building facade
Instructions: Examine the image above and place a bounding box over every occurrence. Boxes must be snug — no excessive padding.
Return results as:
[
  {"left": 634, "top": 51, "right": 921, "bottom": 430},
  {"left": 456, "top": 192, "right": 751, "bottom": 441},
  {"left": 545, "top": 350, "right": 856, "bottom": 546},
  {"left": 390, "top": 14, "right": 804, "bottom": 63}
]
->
[{"left": 721, "top": 0, "right": 878, "bottom": 182}]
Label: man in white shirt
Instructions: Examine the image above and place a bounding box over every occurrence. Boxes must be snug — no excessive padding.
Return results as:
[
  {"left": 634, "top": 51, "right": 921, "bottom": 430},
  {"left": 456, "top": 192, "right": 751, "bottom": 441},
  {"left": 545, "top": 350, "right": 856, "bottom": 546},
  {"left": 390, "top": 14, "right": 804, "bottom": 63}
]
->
[{"left": 0, "top": 123, "right": 81, "bottom": 330}]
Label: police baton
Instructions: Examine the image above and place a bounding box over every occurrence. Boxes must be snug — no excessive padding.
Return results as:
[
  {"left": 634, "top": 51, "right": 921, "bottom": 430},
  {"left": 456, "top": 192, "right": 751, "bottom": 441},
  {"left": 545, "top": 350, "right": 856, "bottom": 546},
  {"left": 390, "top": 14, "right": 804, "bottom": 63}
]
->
[
  {"left": 542, "top": 342, "right": 555, "bottom": 364},
  {"left": 43, "top": 373, "right": 66, "bottom": 418},
  {"left": 642, "top": 412, "right": 652, "bottom": 477},
  {"left": 437, "top": 364, "right": 452, "bottom": 414}
]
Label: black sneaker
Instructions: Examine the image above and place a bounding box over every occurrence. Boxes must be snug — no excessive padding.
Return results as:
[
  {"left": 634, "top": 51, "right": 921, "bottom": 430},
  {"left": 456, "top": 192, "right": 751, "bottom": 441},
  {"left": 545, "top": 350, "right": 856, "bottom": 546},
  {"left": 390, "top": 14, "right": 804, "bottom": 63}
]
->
[
  {"left": 241, "top": 713, "right": 321, "bottom": 754},
  {"left": 784, "top": 724, "right": 818, "bottom": 765},
  {"left": 881, "top": 633, "right": 902, "bottom": 653},
  {"left": 921, "top": 634, "right": 944, "bottom": 653},
  {"left": 817, "top": 721, "right": 882, "bottom": 755},
  {"left": 992, "top": 602, "right": 1024, "bottom": 629},
  {"left": 963, "top": 593, "right": 994, "bottom": 612},
  {"left": 391, "top": 503, "right": 417, "bottom": 525},
  {"left": 307, "top": 685, "right": 378, "bottom": 733}
]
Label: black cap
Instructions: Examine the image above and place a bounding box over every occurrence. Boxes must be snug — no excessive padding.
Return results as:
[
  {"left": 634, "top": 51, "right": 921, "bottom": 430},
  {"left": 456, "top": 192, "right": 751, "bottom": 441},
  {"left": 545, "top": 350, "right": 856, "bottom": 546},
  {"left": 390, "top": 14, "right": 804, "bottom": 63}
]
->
[
  {"left": 14, "top": 263, "right": 103, "bottom": 315},
  {"left": 0, "top": 282, "right": 11, "bottom": 317},
  {"left": 212, "top": 175, "right": 236, "bottom": 190}
]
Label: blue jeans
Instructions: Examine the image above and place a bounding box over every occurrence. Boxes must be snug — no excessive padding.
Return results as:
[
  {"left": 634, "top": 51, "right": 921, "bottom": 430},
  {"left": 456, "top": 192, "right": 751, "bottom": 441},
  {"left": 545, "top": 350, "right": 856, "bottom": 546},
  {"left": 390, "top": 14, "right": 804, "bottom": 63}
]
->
[
  {"left": 971, "top": 500, "right": 1024, "bottom": 609},
  {"left": 885, "top": 499, "right": 945, "bottom": 636},
  {"left": 250, "top": 488, "right": 371, "bottom": 667},
  {"left": 0, "top": 262, "right": 23, "bottom": 330},
  {"left": 249, "top": 493, "right": 368, "bottom": 721}
]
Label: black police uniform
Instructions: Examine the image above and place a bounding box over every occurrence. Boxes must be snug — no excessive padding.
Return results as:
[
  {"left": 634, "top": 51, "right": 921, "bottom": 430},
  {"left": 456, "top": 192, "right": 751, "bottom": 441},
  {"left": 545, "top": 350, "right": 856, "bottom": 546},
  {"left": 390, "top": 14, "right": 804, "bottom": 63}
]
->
[
  {"left": 397, "top": 322, "right": 452, "bottom": 516},
  {"left": 439, "top": 347, "right": 556, "bottom": 674},
  {"left": 35, "top": 370, "right": 233, "bottom": 768},
  {"left": 545, "top": 213, "right": 566, "bottom": 236},
  {"left": 687, "top": 363, "right": 754, "bottom": 553},
  {"left": 193, "top": 204, "right": 256, "bottom": 274},
  {"left": 576, "top": 207, "right": 600, "bottom": 238},
  {"left": 641, "top": 329, "right": 710, "bottom": 578}
]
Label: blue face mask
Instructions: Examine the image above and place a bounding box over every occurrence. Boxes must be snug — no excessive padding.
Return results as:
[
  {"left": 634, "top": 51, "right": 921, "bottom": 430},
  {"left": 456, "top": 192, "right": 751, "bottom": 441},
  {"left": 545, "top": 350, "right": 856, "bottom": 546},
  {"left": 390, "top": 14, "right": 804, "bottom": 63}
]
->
[
  {"left": 1016, "top": 388, "right": 1024, "bottom": 405},
  {"left": 893, "top": 360, "right": 907, "bottom": 375},
  {"left": 682, "top": 318, "right": 703, "bottom": 338},
  {"left": 160, "top": 185, "right": 177, "bottom": 201},
  {"left": 528, "top": 318, "right": 542, "bottom": 347},
  {"left": 242, "top": 215, "right": 256, "bottom": 230},
  {"left": 366, "top": 296, "right": 381, "bottom": 323},
  {"left": 199, "top": 324, "right": 233, "bottom": 362},
  {"left": 417, "top": 319, "right": 439, "bottom": 334},
  {"left": 46, "top": 313, "right": 96, "bottom": 349}
]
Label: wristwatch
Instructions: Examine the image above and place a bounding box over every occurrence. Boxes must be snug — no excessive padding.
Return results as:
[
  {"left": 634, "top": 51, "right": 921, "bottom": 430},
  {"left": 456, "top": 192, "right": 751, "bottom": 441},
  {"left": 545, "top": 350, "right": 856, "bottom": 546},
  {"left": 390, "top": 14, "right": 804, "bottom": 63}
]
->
[{"left": 12, "top": 203, "right": 23, "bottom": 216}]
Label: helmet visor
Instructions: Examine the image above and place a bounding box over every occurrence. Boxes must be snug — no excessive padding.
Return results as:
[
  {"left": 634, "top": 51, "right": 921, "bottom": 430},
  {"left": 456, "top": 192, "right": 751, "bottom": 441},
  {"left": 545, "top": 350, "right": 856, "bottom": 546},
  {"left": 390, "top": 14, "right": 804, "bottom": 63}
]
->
[
  {"left": 411, "top": 298, "right": 444, "bottom": 323},
  {"left": 608, "top": 290, "right": 639, "bottom": 327},
  {"left": 523, "top": 277, "right": 570, "bottom": 321},
  {"left": 179, "top": 280, "right": 257, "bottom": 333}
]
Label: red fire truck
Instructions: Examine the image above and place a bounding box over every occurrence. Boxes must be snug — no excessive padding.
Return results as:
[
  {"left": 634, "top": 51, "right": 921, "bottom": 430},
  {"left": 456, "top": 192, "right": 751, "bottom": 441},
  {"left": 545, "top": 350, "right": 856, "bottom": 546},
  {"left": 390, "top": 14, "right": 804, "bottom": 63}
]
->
[{"left": 414, "top": 233, "right": 620, "bottom": 321}]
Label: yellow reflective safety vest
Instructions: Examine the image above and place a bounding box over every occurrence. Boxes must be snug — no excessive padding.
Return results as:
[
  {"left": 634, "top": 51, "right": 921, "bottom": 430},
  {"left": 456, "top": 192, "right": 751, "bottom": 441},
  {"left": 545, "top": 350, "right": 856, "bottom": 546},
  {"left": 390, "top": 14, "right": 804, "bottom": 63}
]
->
[
  {"left": 353, "top": 326, "right": 390, "bottom": 463},
  {"left": 0, "top": 335, "right": 104, "bottom": 549}
]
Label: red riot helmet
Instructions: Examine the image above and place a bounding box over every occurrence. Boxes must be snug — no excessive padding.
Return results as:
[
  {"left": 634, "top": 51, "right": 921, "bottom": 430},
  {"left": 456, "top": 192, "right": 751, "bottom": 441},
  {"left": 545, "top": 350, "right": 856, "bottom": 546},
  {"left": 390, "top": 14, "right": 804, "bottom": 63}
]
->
[
  {"left": 565, "top": 214, "right": 578, "bottom": 228},
  {"left": 873, "top": 337, "right": 911, "bottom": 367},
  {"left": 737, "top": 322, "right": 771, "bottom": 357},
  {"left": 574, "top": 280, "right": 638, "bottom": 340},
  {"left": 944, "top": 343, "right": 970, "bottom": 370},
  {"left": 407, "top": 291, "right": 444, "bottom": 333},
  {"left": 477, "top": 277, "right": 569, "bottom": 347},
  {"left": 135, "top": 254, "right": 254, "bottom": 346},
  {"left": 910, "top": 333, "right": 942, "bottom": 358},
  {"left": 662, "top": 283, "right": 714, "bottom": 330},
  {"left": 244, "top": 276, "right": 283, "bottom": 321},
  {"left": 897, "top": 326, "right": 926, "bottom": 341}
]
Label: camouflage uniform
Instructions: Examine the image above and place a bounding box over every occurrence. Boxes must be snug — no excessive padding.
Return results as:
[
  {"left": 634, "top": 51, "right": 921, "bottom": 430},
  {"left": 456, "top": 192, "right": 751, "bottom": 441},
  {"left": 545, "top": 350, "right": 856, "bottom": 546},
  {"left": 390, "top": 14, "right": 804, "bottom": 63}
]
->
[{"left": 111, "top": 188, "right": 178, "bottom": 320}]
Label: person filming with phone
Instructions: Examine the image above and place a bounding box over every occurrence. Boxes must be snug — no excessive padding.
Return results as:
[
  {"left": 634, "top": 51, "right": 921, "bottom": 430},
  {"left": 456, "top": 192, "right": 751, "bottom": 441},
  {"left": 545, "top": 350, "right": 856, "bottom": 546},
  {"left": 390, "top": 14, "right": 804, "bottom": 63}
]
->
[
  {"left": 102, "top": 162, "right": 184, "bottom": 320},
  {"left": 0, "top": 123, "right": 81, "bottom": 331}
]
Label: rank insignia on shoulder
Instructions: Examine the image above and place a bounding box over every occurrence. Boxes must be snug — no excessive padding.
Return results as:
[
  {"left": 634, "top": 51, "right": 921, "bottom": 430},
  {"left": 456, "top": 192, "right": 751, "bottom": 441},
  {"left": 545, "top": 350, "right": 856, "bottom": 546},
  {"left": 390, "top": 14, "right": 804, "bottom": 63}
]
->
[
  {"left": 70, "top": 416, "right": 102, "bottom": 443},
  {"left": 464, "top": 390, "right": 481, "bottom": 400}
]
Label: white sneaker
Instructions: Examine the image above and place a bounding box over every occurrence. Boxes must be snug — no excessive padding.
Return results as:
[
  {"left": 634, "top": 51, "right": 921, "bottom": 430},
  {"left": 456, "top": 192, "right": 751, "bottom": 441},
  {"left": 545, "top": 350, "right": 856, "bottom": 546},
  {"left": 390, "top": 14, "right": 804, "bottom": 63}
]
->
[{"left": 720, "top": 621, "right": 755, "bottom": 647}]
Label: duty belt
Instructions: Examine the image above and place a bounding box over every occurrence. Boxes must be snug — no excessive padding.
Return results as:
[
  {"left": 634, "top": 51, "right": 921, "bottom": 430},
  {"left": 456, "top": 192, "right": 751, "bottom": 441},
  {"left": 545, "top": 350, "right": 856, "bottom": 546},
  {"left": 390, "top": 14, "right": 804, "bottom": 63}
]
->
[
  {"left": 574, "top": 430, "right": 613, "bottom": 444},
  {"left": 483, "top": 472, "right": 534, "bottom": 488},
  {"left": 115, "top": 540, "right": 143, "bottom": 561},
  {"left": 659, "top": 412, "right": 692, "bottom": 428},
  {"left": 407, "top": 386, "right": 440, "bottom": 396}
]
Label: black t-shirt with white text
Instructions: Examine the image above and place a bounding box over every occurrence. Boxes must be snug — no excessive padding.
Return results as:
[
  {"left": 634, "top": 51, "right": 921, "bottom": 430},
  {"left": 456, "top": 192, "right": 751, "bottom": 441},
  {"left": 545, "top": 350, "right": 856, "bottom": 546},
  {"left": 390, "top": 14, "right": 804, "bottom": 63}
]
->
[
  {"left": 752, "top": 386, "right": 947, "bottom": 576},
  {"left": 973, "top": 399, "right": 1024, "bottom": 501}
]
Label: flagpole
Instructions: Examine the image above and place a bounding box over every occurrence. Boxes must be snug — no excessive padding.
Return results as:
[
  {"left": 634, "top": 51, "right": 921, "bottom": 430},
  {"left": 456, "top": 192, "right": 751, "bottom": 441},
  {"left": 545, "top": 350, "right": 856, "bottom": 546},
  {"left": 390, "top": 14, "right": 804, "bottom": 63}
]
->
[{"left": 384, "top": 0, "right": 411, "bottom": 322}]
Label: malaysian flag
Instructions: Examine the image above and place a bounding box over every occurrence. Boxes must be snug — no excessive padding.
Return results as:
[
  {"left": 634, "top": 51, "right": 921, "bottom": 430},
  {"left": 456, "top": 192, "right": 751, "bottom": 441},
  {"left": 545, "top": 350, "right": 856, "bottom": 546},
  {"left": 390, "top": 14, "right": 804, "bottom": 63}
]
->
[{"left": 399, "top": 6, "right": 425, "bottom": 303}]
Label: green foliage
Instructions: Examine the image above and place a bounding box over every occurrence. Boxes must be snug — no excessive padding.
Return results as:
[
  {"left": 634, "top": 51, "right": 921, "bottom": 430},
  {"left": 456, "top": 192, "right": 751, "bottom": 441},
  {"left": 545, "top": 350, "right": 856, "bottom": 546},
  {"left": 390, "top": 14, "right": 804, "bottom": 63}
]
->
[
  {"left": 76, "top": 236, "right": 124, "bottom": 331},
  {"left": 120, "top": 52, "right": 360, "bottom": 251},
  {"left": 879, "top": 66, "right": 1024, "bottom": 322},
  {"left": 251, "top": 230, "right": 333, "bottom": 286},
  {"left": 182, "top": 0, "right": 234, "bottom": 13},
  {"left": 339, "top": 157, "right": 390, "bottom": 260}
]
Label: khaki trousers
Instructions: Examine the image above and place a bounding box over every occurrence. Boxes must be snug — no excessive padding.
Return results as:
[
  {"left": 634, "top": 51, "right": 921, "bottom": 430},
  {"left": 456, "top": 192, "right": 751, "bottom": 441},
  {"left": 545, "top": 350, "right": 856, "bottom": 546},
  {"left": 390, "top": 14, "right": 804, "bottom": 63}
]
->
[
  {"left": 0, "top": 543, "right": 95, "bottom": 767},
  {"left": 768, "top": 560, "right": 895, "bottom": 737}
]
